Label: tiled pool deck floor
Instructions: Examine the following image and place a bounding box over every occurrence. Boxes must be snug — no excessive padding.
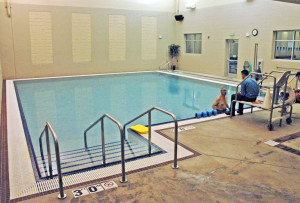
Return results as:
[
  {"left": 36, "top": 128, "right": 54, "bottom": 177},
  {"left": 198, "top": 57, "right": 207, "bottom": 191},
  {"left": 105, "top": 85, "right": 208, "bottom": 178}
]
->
[{"left": 2, "top": 83, "right": 300, "bottom": 202}]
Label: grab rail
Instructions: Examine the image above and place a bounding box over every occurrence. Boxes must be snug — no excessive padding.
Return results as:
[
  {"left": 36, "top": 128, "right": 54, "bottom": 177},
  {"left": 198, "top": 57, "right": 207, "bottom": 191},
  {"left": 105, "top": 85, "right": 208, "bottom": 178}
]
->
[
  {"left": 5, "top": 0, "right": 11, "bottom": 17},
  {"left": 39, "top": 122, "right": 67, "bottom": 199},
  {"left": 123, "top": 107, "right": 179, "bottom": 169},
  {"left": 258, "top": 70, "right": 287, "bottom": 86},
  {"left": 280, "top": 72, "right": 296, "bottom": 125},
  {"left": 84, "top": 114, "right": 127, "bottom": 183},
  {"left": 159, "top": 61, "right": 170, "bottom": 70}
]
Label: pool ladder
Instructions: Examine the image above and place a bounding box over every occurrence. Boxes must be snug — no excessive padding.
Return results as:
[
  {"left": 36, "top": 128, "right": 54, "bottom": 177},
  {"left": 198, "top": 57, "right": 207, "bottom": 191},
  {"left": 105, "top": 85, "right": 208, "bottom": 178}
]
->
[
  {"left": 83, "top": 106, "right": 179, "bottom": 179},
  {"left": 123, "top": 106, "right": 179, "bottom": 169},
  {"left": 38, "top": 107, "right": 179, "bottom": 200},
  {"left": 84, "top": 113, "right": 127, "bottom": 183},
  {"left": 39, "top": 122, "right": 67, "bottom": 199},
  {"left": 158, "top": 61, "right": 170, "bottom": 70}
]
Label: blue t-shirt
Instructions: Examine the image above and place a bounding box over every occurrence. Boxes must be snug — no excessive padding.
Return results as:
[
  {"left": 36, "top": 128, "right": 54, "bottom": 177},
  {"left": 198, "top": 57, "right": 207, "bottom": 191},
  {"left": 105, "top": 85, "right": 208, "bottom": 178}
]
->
[{"left": 241, "top": 77, "right": 259, "bottom": 99}]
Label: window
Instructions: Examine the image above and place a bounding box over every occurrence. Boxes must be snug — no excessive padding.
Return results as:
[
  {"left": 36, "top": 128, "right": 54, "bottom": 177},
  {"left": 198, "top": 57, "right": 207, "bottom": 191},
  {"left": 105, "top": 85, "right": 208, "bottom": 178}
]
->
[
  {"left": 274, "top": 30, "right": 300, "bottom": 60},
  {"left": 185, "top": 33, "right": 202, "bottom": 54}
]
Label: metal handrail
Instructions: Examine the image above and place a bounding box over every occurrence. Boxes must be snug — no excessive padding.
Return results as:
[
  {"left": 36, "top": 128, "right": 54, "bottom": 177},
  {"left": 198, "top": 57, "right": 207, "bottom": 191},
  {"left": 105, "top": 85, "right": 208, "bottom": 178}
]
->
[
  {"left": 5, "top": 0, "right": 11, "bottom": 17},
  {"left": 230, "top": 72, "right": 277, "bottom": 128},
  {"left": 39, "top": 122, "right": 67, "bottom": 200},
  {"left": 83, "top": 114, "right": 127, "bottom": 183},
  {"left": 123, "top": 107, "right": 179, "bottom": 169},
  {"left": 280, "top": 73, "right": 296, "bottom": 126},
  {"left": 159, "top": 61, "right": 170, "bottom": 70},
  {"left": 258, "top": 70, "right": 288, "bottom": 86}
]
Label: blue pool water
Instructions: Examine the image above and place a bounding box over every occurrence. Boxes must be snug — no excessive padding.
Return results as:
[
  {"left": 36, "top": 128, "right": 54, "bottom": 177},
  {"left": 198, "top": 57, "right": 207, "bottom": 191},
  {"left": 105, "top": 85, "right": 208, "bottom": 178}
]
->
[{"left": 15, "top": 72, "right": 236, "bottom": 154}]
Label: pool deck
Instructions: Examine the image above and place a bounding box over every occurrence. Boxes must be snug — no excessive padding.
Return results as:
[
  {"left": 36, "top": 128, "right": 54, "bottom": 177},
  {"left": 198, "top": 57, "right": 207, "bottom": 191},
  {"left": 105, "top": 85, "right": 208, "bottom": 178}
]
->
[{"left": 17, "top": 105, "right": 300, "bottom": 202}]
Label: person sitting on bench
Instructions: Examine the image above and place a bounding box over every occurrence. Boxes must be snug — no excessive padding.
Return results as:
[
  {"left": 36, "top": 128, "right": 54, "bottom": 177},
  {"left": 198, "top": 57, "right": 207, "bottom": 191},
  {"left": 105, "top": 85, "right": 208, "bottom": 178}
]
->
[{"left": 226, "top": 70, "right": 259, "bottom": 116}]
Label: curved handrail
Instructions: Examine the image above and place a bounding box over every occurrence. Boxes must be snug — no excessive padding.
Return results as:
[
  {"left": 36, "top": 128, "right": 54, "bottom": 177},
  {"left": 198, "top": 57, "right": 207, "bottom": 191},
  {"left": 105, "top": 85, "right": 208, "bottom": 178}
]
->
[
  {"left": 123, "top": 107, "right": 179, "bottom": 169},
  {"left": 84, "top": 113, "right": 122, "bottom": 149},
  {"left": 39, "top": 122, "right": 66, "bottom": 199},
  {"left": 159, "top": 61, "right": 170, "bottom": 70},
  {"left": 83, "top": 114, "right": 127, "bottom": 183},
  {"left": 258, "top": 70, "right": 288, "bottom": 86},
  {"left": 6, "top": 0, "right": 11, "bottom": 17}
]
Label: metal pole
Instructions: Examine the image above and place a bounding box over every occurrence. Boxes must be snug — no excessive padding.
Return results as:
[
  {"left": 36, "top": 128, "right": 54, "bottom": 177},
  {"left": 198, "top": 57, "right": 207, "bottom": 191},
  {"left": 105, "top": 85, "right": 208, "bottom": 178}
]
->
[
  {"left": 39, "top": 132, "right": 46, "bottom": 172},
  {"left": 269, "top": 77, "right": 277, "bottom": 130},
  {"left": 172, "top": 120, "right": 179, "bottom": 169},
  {"left": 84, "top": 132, "right": 88, "bottom": 150},
  {"left": 120, "top": 128, "right": 128, "bottom": 183},
  {"left": 148, "top": 112, "right": 152, "bottom": 154},
  {"left": 101, "top": 119, "right": 106, "bottom": 165},
  {"left": 55, "top": 140, "right": 67, "bottom": 199},
  {"left": 254, "top": 43, "right": 258, "bottom": 72},
  {"left": 46, "top": 126, "right": 53, "bottom": 178}
]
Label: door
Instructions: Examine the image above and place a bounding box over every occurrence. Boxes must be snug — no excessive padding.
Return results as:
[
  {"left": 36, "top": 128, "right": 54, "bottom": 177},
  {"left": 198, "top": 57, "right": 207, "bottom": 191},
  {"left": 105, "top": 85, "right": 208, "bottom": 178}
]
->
[{"left": 226, "top": 39, "right": 239, "bottom": 77}]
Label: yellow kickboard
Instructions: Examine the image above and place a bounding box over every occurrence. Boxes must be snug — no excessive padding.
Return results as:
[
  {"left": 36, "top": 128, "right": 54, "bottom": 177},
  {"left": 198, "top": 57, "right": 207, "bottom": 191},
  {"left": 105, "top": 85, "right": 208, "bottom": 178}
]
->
[{"left": 130, "top": 124, "right": 148, "bottom": 134}]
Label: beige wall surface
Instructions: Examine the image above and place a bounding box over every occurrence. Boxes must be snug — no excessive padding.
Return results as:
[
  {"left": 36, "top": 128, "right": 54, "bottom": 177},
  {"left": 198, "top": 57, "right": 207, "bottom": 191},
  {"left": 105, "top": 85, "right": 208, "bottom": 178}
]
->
[
  {"left": 176, "top": 0, "right": 300, "bottom": 78},
  {"left": 0, "top": 3, "right": 175, "bottom": 79}
]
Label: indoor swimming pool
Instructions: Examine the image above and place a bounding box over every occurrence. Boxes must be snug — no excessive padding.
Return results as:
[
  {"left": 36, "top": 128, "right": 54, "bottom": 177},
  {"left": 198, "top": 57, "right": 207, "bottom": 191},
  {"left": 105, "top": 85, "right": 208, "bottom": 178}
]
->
[{"left": 14, "top": 71, "right": 236, "bottom": 178}]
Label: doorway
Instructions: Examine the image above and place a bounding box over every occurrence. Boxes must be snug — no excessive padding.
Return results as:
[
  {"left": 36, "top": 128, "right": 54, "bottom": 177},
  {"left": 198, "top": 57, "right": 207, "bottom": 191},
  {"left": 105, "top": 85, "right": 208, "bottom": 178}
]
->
[{"left": 226, "top": 39, "right": 239, "bottom": 77}]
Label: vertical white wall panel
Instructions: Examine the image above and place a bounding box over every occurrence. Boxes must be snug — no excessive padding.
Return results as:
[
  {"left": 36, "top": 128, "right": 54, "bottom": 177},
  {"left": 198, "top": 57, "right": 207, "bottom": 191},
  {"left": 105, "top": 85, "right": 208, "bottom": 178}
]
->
[
  {"left": 109, "top": 15, "right": 126, "bottom": 61},
  {"left": 29, "top": 11, "right": 53, "bottom": 65},
  {"left": 72, "top": 13, "right": 92, "bottom": 63},
  {"left": 141, "top": 16, "right": 157, "bottom": 60}
]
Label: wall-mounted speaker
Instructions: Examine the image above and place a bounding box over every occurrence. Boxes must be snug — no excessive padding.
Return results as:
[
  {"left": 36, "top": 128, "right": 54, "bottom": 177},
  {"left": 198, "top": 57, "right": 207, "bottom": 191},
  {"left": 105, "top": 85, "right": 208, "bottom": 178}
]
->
[{"left": 175, "top": 15, "right": 184, "bottom": 21}]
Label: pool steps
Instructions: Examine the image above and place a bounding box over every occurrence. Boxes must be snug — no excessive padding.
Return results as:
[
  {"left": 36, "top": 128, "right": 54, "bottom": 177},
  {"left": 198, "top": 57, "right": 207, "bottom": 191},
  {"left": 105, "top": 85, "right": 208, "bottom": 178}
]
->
[{"left": 36, "top": 139, "right": 163, "bottom": 178}]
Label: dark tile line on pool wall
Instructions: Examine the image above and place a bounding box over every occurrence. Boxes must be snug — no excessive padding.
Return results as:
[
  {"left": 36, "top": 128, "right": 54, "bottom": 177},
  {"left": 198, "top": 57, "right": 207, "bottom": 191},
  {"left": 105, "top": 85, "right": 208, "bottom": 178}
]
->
[{"left": 0, "top": 80, "right": 10, "bottom": 203}]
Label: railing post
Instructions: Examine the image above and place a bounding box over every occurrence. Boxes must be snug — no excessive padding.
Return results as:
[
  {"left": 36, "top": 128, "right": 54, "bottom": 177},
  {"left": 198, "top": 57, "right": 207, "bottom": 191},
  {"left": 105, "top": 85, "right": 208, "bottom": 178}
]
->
[
  {"left": 39, "top": 133, "right": 47, "bottom": 173},
  {"left": 55, "top": 141, "right": 67, "bottom": 199},
  {"left": 84, "top": 131, "right": 88, "bottom": 150},
  {"left": 101, "top": 119, "right": 106, "bottom": 165},
  {"left": 148, "top": 112, "right": 152, "bottom": 154},
  {"left": 45, "top": 125, "right": 53, "bottom": 178},
  {"left": 120, "top": 129, "right": 128, "bottom": 183},
  {"left": 172, "top": 120, "right": 179, "bottom": 169}
]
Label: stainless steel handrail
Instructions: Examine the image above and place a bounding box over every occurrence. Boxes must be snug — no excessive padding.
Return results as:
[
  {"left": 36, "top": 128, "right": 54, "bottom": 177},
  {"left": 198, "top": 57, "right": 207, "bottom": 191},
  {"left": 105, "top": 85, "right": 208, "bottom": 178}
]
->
[
  {"left": 280, "top": 73, "right": 296, "bottom": 126},
  {"left": 5, "top": 0, "right": 11, "bottom": 17},
  {"left": 123, "top": 107, "right": 179, "bottom": 169},
  {"left": 84, "top": 114, "right": 127, "bottom": 183},
  {"left": 39, "top": 122, "right": 67, "bottom": 200},
  {"left": 258, "top": 70, "right": 287, "bottom": 86},
  {"left": 159, "top": 61, "right": 170, "bottom": 70},
  {"left": 230, "top": 72, "right": 277, "bottom": 129}
]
